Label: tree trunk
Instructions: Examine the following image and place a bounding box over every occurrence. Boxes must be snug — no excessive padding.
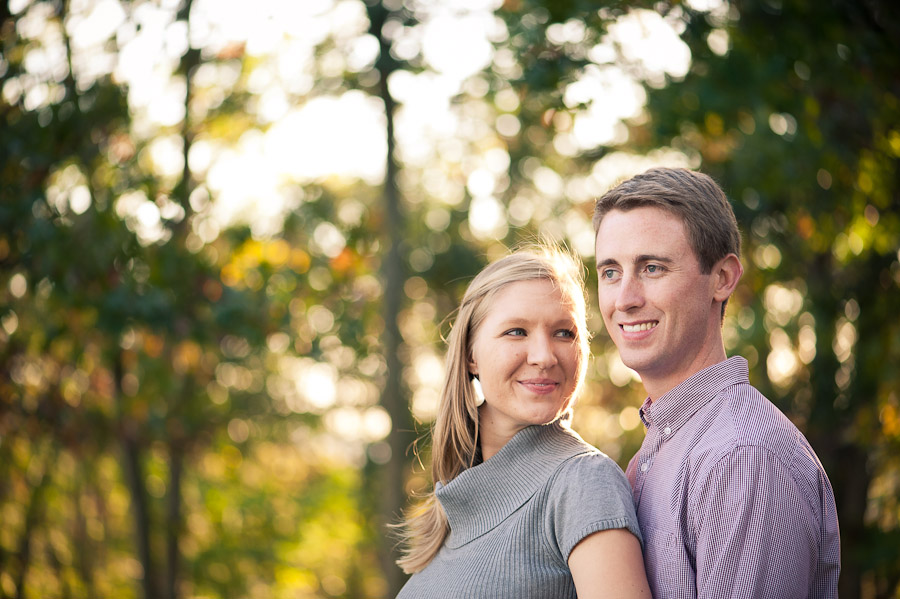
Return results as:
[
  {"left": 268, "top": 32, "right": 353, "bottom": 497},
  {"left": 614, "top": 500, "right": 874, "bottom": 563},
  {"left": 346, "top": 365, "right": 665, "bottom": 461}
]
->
[
  {"left": 73, "top": 466, "right": 96, "bottom": 598},
  {"left": 45, "top": 538, "right": 72, "bottom": 599},
  {"left": 833, "top": 253, "right": 897, "bottom": 599},
  {"left": 13, "top": 446, "right": 53, "bottom": 599},
  {"left": 115, "top": 352, "right": 159, "bottom": 599},
  {"left": 0, "top": 1, "right": 11, "bottom": 40},
  {"left": 803, "top": 251, "right": 891, "bottom": 599},
  {"left": 174, "top": 0, "right": 198, "bottom": 224},
  {"left": 0, "top": 431, "right": 13, "bottom": 593},
  {"left": 165, "top": 447, "right": 183, "bottom": 599},
  {"left": 369, "top": 2, "right": 413, "bottom": 595},
  {"left": 163, "top": 4, "right": 197, "bottom": 596}
]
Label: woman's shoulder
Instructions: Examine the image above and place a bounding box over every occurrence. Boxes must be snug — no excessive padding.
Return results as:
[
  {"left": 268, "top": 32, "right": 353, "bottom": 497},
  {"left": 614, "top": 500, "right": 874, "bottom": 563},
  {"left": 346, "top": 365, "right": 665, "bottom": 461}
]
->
[
  {"left": 540, "top": 429, "right": 642, "bottom": 552},
  {"left": 556, "top": 446, "right": 627, "bottom": 482},
  {"left": 546, "top": 424, "right": 621, "bottom": 466},
  {"left": 537, "top": 425, "right": 628, "bottom": 487}
]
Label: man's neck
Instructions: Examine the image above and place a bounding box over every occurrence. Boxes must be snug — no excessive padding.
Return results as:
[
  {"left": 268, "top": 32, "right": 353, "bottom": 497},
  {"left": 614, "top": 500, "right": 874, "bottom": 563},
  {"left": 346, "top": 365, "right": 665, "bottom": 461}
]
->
[{"left": 642, "top": 351, "right": 729, "bottom": 403}]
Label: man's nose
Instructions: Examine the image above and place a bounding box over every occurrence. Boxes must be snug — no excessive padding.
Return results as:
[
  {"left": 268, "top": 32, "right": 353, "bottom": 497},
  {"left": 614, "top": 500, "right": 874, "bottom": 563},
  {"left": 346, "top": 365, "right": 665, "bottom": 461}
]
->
[{"left": 615, "top": 274, "right": 645, "bottom": 312}]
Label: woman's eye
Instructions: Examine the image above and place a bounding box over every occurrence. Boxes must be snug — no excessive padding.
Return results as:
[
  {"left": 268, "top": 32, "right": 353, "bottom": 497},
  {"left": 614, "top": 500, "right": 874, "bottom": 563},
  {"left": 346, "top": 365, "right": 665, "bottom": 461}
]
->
[
  {"left": 555, "top": 329, "right": 576, "bottom": 339},
  {"left": 505, "top": 328, "right": 526, "bottom": 337}
]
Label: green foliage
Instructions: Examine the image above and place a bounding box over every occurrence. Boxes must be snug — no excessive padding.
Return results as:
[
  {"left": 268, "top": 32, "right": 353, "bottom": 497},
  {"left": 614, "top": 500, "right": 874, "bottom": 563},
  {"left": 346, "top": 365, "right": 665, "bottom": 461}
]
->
[{"left": 0, "top": 2, "right": 382, "bottom": 598}]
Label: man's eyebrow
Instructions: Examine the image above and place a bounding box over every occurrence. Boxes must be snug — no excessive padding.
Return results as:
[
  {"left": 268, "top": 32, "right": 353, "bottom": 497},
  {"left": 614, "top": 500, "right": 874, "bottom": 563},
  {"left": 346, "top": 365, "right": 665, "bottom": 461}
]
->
[
  {"left": 596, "top": 254, "right": 675, "bottom": 269},
  {"left": 596, "top": 258, "right": 619, "bottom": 269},
  {"left": 635, "top": 254, "right": 675, "bottom": 264}
]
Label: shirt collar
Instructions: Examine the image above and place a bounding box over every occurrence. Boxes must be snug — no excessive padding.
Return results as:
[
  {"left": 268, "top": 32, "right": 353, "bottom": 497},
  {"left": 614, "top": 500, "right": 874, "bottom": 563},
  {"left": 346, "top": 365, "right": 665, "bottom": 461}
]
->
[
  {"left": 640, "top": 356, "right": 749, "bottom": 435},
  {"left": 435, "top": 419, "right": 592, "bottom": 548}
]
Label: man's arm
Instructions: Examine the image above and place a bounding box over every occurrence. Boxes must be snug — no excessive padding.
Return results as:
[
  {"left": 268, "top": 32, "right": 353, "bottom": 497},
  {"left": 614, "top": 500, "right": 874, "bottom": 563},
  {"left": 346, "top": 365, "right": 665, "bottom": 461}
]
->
[{"left": 692, "top": 445, "right": 821, "bottom": 599}]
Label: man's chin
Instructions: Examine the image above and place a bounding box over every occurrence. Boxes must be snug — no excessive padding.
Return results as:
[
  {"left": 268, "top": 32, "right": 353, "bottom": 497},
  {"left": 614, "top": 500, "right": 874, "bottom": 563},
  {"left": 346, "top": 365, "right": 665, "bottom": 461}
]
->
[{"left": 617, "top": 351, "right": 653, "bottom": 376}]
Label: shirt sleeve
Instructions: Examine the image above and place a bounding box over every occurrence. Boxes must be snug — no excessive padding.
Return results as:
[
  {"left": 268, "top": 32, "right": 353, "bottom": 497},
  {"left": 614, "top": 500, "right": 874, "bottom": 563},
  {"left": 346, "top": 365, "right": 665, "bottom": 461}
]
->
[
  {"left": 692, "top": 444, "right": 821, "bottom": 599},
  {"left": 545, "top": 452, "right": 643, "bottom": 561}
]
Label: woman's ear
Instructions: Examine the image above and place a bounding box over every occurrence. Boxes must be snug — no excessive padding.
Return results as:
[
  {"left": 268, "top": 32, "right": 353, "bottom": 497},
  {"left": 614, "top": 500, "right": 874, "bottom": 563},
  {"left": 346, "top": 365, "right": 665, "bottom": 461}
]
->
[
  {"left": 712, "top": 253, "right": 743, "bottom": 302},
  {"left": 467, "top": 351, "right": 478, "bottom": 376}
]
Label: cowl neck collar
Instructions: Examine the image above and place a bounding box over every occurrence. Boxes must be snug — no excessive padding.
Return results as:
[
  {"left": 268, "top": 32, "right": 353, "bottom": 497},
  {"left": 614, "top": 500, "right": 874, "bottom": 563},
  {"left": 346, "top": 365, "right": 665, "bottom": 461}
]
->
[{"left": 435, "top": 420, "right": 593, "bottom": 548}]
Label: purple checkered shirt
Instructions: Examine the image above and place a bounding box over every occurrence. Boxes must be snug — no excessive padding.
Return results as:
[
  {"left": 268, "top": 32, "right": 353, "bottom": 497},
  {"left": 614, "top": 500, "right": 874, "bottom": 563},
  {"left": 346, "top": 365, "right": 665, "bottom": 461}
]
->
[{"left": 626, "top": 356, "right": 840, "bottom": 599}]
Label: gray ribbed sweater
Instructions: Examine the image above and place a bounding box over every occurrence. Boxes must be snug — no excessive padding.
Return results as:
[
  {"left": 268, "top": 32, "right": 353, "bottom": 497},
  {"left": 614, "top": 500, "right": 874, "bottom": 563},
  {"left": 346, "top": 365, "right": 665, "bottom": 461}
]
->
[{"left": 395, "top": 420, "right": 641, "bottom": 599}]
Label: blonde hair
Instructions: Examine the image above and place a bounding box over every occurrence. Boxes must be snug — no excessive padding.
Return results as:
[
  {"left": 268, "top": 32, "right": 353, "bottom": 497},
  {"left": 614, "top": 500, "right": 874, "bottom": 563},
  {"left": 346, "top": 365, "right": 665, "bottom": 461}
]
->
[{"left": 395, "top": 243, "right": 590, "bottom": 574}]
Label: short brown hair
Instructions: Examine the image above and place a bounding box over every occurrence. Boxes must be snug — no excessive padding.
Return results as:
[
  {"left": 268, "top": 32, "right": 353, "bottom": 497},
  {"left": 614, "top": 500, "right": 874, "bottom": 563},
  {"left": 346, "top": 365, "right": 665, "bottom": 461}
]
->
[{"left": 593, "top": 167, "right": 741, "bottom": 273}]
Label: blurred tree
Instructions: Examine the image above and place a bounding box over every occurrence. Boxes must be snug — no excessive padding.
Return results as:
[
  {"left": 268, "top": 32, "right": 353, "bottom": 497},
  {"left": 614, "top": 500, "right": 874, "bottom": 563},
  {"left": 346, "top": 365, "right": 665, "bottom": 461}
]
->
[
  {"left": 363, "top": 3, "right": 416, "bottom": 594},
  {"left": 0, "top": 1, "right": 329, "bottom": 598},
  {"left": 0, "top": 0, "right": 144, "bottom": 594}
]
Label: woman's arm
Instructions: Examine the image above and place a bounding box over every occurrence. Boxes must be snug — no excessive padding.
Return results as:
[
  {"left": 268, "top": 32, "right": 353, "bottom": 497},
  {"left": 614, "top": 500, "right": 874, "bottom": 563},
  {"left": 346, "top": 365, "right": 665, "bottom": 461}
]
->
[{"left": 569, "top": 528, "right": 651, "bottom": 599}]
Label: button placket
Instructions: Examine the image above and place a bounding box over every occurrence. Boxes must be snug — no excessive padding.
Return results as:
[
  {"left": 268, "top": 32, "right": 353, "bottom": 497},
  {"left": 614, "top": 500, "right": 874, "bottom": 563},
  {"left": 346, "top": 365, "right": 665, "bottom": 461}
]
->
[
  {"left": 632, "top": 401, "right": 662, "bottom": 506},
  {"left": 636, "top": 426, "right": 664, "bottom": 478}
]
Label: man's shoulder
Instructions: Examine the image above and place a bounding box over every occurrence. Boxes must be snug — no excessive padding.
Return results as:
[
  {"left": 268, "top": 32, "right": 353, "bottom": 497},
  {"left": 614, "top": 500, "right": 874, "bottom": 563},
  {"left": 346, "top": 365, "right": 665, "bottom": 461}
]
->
[
  {"left": 687, "top": 380, "right": 830, "bottom": 490},
  {"left": 683, "top": 381, "right": 802, "bottom": 464},
  {"left": 720, "top": 381, "right": 804, "bottom": 444}
]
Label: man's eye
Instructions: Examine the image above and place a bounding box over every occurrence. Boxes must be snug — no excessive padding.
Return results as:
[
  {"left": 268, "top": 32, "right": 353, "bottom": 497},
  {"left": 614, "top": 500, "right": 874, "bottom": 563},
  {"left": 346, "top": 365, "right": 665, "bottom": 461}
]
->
[
  {"left": 646, "top": 264, "right": 664, "bottom": 274},
  {"left": 602, "top": 269, "right": 617, "bottom": 279}
]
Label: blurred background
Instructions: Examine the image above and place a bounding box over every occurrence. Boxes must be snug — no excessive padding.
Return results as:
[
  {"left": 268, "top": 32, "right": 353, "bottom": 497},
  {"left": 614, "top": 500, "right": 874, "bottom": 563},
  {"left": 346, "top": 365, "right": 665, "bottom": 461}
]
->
[{"left": 1, "top": 0, "right": 898, "bottom": 597}]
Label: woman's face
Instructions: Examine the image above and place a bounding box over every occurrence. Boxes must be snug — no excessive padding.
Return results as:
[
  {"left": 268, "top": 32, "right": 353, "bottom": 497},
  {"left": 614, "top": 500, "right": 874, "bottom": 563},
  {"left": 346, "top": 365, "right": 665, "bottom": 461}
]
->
[{"left": 468, "top": 278, "right": 581, "bottom": 442}]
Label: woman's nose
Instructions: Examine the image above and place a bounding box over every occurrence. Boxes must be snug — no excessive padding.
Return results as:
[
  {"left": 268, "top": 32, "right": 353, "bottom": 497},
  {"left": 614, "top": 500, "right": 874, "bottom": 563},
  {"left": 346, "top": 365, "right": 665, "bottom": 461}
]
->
[{"left": 527, "top": 334, "right": 558, "bottom": 368}]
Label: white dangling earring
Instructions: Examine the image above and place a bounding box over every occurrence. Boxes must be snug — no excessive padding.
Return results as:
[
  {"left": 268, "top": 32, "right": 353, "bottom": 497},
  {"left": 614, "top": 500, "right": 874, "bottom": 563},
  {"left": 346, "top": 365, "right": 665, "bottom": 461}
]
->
[{"left": 471, "top": 376, "right": 486, "bottom": 407}]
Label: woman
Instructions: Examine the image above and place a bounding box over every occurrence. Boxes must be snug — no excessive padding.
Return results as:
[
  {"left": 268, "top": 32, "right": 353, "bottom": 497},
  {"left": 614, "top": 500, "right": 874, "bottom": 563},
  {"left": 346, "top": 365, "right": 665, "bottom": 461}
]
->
[{"left": 395, "top": 244, "right": 650, "bottom": 599}]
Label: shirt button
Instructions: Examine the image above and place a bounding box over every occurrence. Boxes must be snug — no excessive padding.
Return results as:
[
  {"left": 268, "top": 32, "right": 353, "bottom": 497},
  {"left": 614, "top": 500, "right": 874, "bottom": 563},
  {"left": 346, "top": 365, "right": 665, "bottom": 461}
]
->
[
  {"left": 640, "top": 462, "right": 649, "bottom": 472},
  {"left": 663, "top": 426, "right": 671, "bottom": 435}
]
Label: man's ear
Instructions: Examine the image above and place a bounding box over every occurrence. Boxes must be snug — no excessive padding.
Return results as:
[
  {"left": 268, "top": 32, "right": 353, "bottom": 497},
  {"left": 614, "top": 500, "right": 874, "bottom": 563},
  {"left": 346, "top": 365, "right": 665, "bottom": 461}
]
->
[{"left": 712, "top": 253, "right": 743, "bottom": 302}]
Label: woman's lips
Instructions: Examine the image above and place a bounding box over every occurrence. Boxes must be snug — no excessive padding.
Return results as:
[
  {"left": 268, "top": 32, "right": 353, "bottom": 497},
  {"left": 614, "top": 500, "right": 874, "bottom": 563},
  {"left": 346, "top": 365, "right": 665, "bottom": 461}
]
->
[{"left": 519, "top": 379, "right": 558, "bottom": 394}]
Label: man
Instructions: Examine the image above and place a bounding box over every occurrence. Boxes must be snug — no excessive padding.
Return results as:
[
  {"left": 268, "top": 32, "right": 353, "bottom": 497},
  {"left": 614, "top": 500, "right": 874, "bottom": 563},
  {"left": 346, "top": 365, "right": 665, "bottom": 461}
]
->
[{"left": 593, "top": 167, "right": 840, "bottom": 598}]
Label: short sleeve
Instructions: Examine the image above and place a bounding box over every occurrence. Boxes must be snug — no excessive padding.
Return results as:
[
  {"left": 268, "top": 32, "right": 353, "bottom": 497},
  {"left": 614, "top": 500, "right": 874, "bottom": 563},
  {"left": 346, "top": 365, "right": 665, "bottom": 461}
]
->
[
  {"left": 692, "top": 444, "right": 820, "bottom": 599},
  {"left": 544, "top": 452, "right": 642, "bottom": 561}
]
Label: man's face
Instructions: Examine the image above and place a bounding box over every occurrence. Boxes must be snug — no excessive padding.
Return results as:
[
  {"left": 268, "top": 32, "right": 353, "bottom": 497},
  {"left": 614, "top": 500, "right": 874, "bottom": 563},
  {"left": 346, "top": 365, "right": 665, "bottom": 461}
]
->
[{"left": 594, "top": 206, "right": 725, "bottom": 396}]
